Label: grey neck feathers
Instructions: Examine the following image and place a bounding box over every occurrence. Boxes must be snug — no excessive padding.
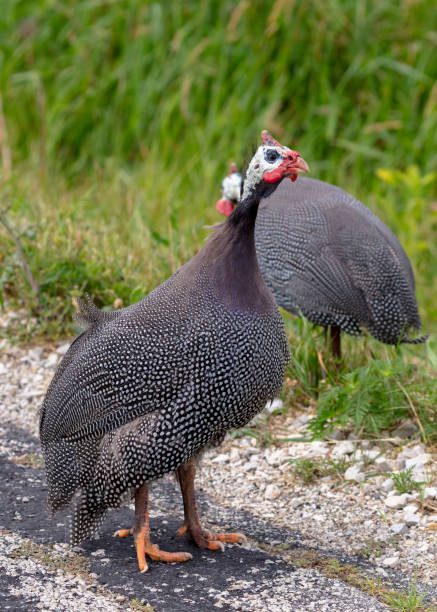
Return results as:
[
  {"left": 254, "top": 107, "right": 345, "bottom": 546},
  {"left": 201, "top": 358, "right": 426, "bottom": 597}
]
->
[
  {"left": 198, "top": 188, "right": 272, "bottom": 312},
  {"left": 227, "top": 187, "right": 260, "bottom": 228}
]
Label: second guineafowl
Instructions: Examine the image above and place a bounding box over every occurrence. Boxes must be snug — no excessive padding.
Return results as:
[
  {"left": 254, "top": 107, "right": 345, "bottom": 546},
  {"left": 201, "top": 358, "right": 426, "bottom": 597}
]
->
[
  {"left": 216, "top": 153, "right": 425, "bottom": 358},
  {"left": 40, "top": 131, "right": 308, "bottom": 572}
]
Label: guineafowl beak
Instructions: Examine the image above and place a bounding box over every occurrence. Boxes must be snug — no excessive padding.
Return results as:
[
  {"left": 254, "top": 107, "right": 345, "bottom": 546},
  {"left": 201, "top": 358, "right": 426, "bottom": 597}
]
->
[
  {"left": 293, "top": 156, "right": 310, "bottom": 174},
  {"left": 280, "top": 151, "right": 310, "bottom": 182}
]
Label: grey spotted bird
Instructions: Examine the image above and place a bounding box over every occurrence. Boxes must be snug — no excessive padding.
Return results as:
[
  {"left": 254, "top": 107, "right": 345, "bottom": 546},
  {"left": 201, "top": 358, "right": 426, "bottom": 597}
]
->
[
  {"left": 216, "top": 165, "right": 425, "bottom": 358},
  {"left": 39, "top": 131, "right": 308, "bottom": 572}
]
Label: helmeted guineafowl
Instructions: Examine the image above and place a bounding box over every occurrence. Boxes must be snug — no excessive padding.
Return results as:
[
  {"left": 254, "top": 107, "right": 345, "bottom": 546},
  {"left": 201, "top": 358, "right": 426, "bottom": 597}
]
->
[
  {"left": 39, "top": 131, "right": 308, "bottom": 572},
  {"left": 216, "top": 163, "right": 425, "bottom": 358}
]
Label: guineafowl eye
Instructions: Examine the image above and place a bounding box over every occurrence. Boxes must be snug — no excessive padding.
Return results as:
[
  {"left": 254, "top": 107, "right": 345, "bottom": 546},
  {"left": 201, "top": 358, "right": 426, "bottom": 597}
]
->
[{"left": 264, "top": 149, "right": 280, "bottom": 163}]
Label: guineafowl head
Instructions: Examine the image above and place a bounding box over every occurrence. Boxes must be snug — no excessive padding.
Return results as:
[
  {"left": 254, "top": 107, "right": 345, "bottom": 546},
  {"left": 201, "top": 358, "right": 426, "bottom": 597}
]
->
[
  {"left": 217, "top": 131, "right": 308, "bottom": 217},
  {"left": 216, "top": 163, "right": 242, "bottom": 216}
]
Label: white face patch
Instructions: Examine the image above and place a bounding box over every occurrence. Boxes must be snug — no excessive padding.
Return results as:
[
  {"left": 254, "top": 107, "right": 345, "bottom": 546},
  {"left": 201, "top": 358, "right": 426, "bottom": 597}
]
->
[
  {"left": 222, "top": 172, "right": 242, "bottom": 202},
  {"left": 241, "top": 145, "right": 290, "bottom": 201}
]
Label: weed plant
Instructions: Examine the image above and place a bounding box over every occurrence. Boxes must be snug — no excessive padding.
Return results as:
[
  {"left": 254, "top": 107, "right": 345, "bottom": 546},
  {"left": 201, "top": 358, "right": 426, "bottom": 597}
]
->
[{"left": 390, "top": 468, "right": 426, "bottom": 495}]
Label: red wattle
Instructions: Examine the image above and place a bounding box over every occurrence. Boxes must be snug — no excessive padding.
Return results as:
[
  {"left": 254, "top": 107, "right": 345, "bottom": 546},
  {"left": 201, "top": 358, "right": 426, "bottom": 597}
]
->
[
  {"left": 216, "top": 198, "right": 234, "bottom": 217},
  {"left": 263, "top": 168, "right": 284, "bottom": 183}
]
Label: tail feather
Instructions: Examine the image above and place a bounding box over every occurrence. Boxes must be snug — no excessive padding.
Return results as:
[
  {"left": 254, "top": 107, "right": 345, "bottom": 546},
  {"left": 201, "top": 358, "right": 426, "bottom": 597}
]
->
[
  {"left": 71, "top": 490, "right": 108, "bottom": 545},
  {"left": 43, "top": 441, "right": 80, "bottom": 512},
  {"left": 43, "top": 438, "right": 99, "bottom": 513},
  {"left": 73, "top": 294, "right": 118, "bottom": 330}
]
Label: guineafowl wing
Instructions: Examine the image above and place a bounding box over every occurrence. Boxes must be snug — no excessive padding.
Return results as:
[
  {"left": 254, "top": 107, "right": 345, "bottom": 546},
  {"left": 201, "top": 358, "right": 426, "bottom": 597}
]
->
[
  {"left": 40, "top": 321, "right": 188, "bottom": 444},
  {"left": 256, "top": 201, "right": 369, "bottom": 326}
]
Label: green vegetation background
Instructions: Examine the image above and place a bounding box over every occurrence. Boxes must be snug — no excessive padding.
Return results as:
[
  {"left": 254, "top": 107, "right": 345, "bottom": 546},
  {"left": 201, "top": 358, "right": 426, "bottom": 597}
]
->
[{"left": 0, "top": 1, "right": 436, "bottom": 439}]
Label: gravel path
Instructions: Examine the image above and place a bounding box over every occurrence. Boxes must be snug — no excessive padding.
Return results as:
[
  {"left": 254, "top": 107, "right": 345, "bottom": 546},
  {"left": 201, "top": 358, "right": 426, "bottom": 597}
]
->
[{"left": 0, "top": 338, "right": 436, "bottom": 611}]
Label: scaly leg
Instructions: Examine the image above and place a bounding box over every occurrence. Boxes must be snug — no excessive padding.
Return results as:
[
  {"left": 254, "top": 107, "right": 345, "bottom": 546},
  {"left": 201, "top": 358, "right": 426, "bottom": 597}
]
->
[
  {"left": 329, "top": 324, "right": 342, "bottom": 360},
  {"left": 114, "top": 483, "right": 192, "bottom": 572},
  {"left": 176, "top": 459, "right": 246, "bottom": 551}
]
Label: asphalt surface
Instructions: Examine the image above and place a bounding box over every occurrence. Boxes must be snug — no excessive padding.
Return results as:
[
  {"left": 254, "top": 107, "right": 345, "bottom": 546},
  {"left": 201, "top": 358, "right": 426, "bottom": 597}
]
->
[{"left": 1, "top": 424, "right": 435, "bottom": 611}]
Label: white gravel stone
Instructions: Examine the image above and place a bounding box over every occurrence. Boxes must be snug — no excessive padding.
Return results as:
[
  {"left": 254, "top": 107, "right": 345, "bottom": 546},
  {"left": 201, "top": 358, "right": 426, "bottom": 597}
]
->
[
  {"left": 424, "top": 487, "right": 437, "bottom": 499},
  {"left": 301, "top": 441, "right": 329, "bottom": 458},
  {"left": 212, "top": 453, "right": 229, "bottom": 464},
  {"left": 0, "top": 362, "right": 9, "bottom": 375},
  {"left": 404, "top": 514, "right": 420, "bottom": 526},
  {"left": 57, "top": 343, "right": 70, "bottom": 355},
  {"left": 291, "top": 414, "right": 310, "bottom": 428},
  {"left": 381, "top": 478, "right": 394, "bottom": 492},
  {"left": 229, "top": 448, "right": 240, "bottom": 462},
  {"left": 390, "top": 523, "right": 407, "bottom": 535},
  {"left": 332, "top": 441, "right": 355, "bottom": 457},
  {"left": 394, "top": 459, "right": 406, "bottom": 471},
  {"left": 398, "top": 444, "right": 425, "bottom": 458},
  {"left": 364, "top": 449, "right": 380, "bottom": 461},
  {"left": 44, "top": 353, "right": 59, "bottom": 369},
  {"left": 344, "top": 466, "right": 365, "bottom": 483},
  {"left": 28, "top": 347, "right": 44, "bottom": 360},
  {"left": 382, "top": 556, "right": 399, "bottom": 568},
  {"left": 264, "top": 484, "right": 281, "bottom": 500},
  {"left": 374, "top": 461, "right": 392, "bottom": 474},
  {"left": 265, "top": 449, "right": 287, "bottom": 467},
  {"left": 411, "top": 468, "right": 427, "bottom": 483},
  {"left": 405, "top": 454, "right": 432, "bottom": 469},
  {"left": 384, "top": 494, "right": 409, "bottom": 509}
]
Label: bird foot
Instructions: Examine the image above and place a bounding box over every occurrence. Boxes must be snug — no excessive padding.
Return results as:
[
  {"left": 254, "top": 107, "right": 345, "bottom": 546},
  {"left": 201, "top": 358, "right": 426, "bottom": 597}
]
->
[
  {"left": 114, "top": 527, "right": 192, "bottom": 572},
  {"left": 177, "top": 522, "right": 246, "bottom": 551}
]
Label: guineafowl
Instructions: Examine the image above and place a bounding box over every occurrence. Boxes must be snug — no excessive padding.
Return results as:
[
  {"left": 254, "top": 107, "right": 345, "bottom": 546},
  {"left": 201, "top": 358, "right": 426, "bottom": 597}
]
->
[
  {"left": 39, "top": 131, "right": 308, "bottom": 572},
  {"left": 216, "top": 165, "right": 425, "bottom": 358}
]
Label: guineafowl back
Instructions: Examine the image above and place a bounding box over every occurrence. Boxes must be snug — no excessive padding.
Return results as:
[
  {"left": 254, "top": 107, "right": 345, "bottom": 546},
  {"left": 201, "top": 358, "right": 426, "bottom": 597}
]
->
[{"left": 255, "top": 177, "right": 422, "bottom": 344}]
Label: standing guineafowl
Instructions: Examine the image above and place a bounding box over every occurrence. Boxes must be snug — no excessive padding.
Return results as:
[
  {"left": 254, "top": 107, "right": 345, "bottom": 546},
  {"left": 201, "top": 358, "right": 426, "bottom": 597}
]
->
[
  {"left": 216, "top": 158, "right": 425, "bottom": 358},
  {"left": 40, "top": 131, "right": 309, "bottom": 572}
]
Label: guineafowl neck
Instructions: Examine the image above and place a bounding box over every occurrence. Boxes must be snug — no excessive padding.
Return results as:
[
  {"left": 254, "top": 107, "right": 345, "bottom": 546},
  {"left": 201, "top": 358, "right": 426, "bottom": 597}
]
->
[
  {"left": 200, "top": 192, "right": 273, "bottom": 312},
  {"left": 228, "top": 190, "right": 260, "bottom": 229}
]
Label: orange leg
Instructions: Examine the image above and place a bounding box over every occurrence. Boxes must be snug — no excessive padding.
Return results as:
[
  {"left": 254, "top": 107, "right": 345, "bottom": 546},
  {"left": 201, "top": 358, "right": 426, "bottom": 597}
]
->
[
  {"left": 176, "top": 459, "right": 246, "bottom": 551},
  {"left": 114, "top": 483, "right": 192, "bottom": 573}
]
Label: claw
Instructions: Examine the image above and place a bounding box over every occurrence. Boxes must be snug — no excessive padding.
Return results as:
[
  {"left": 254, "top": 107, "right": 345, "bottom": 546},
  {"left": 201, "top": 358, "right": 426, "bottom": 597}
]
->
[
  {"left": 176, "top": 524, "right": 188, "bottom": 538},
  {"left": 215, "top": 532, "right": 246, "bottom": 544},
  {"left": 206, "top": 540, "right": 225, "bottom": 552},
  {"left": 113, "top": 528, "right": 133, "bottom": 538},
  {"left": 177, "top": 523, "right": 246, "bottom": 551}
]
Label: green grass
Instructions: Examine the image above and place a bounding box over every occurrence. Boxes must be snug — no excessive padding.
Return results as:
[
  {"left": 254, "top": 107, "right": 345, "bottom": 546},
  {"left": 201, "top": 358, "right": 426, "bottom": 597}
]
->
[
  {"left": 385, "top": 580, "right": 427, "bottom": 612},
  {"left": 0, "top": 0, "right": 436, "bottom": 442},
  {"left": 3, "top": 1, "right": 436, "bottom": 179},
  {"left": 290, "top": 457, "right": 353, "bottom": 484},
  {"left": 390, "top": 468, "right": 426, "bottom": 495},
  {"left": 306, "top": 357, "right": 436, "bottom": 442}
]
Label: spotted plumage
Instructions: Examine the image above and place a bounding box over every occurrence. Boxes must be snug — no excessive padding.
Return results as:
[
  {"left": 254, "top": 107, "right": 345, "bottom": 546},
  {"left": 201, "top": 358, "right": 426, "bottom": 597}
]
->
[
  {"left": 40, "top": 134, "right": 306, "bottom": 549},
  {"left": 218, "top": 173, "right": 425, "bottom": 346}
]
